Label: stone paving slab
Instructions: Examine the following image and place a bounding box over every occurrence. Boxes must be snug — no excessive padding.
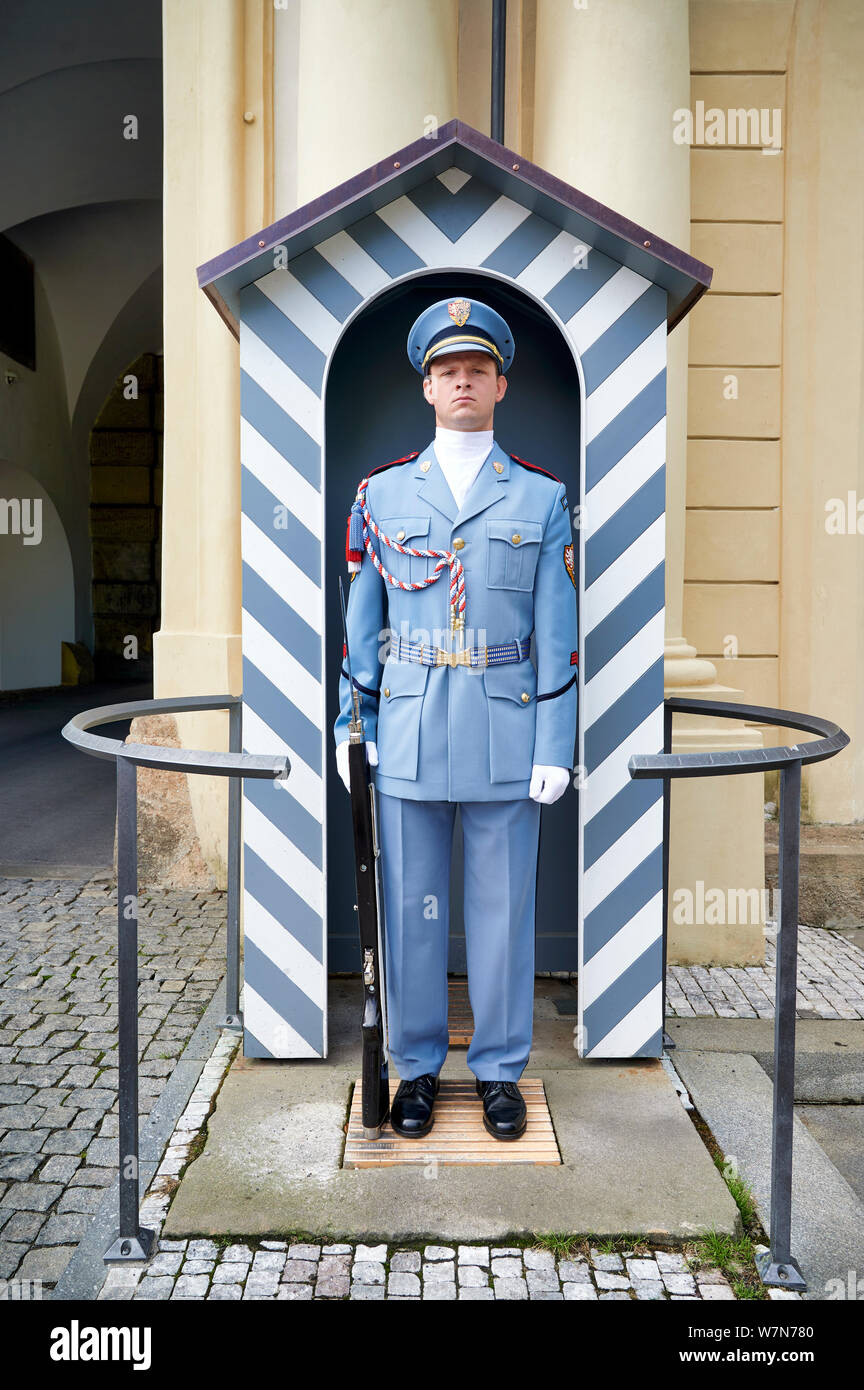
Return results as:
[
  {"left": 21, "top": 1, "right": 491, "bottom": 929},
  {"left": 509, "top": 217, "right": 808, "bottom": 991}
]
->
[
  {"left": 162, "top": 1056, "right": 739, "bottom": 1243},
  {"left": 667, "top": 1017, "right": 864, "bottom": 1102},
  {"left": 70, "top": 979, "right": 797, "bottom": 1302},
  {"left": 673, "top": 1049, "right": 864, "bottom": 1302},
  {"left": 795, "top": 1105, "right": 864, "bottom": 1206},
  {"left": 90, "top": 1034, "right": 784, "bottom": 1303}
]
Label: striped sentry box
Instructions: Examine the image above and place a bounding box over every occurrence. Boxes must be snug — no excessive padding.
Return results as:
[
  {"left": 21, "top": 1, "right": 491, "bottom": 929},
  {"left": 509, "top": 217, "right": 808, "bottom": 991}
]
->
[{"left": 200, "top": 123, "right": 710, "bottom": 1061}]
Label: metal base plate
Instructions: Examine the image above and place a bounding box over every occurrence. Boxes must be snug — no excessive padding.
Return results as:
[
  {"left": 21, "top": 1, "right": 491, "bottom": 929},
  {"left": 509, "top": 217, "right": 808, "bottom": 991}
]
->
[
  {"left": 754, "top": 1249, "right": 807, "bottom": 1292},
  {"left": 103, "top": 1228, "right": 156, "bottom": 1264}
]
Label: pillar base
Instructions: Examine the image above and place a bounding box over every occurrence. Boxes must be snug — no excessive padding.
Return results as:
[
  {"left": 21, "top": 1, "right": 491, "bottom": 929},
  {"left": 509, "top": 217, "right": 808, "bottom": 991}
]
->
[
  {"left": 150, "top": 628, "right": 242, "bottom": 887},
  {"left": 664, "top": 655, "right": 768, "bottom": 967}
]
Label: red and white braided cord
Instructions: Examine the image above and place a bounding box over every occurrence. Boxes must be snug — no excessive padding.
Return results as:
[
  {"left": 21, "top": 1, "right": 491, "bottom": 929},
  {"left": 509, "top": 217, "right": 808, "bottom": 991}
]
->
[{"left": 356, "top": 477, "right": 466, "bottom": 622}]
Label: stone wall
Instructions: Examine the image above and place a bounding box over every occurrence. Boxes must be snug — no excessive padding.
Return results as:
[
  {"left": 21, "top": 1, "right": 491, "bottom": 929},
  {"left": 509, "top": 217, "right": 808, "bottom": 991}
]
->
[{"left": 89, "top": 352, "right": 163, "bottom": 680}]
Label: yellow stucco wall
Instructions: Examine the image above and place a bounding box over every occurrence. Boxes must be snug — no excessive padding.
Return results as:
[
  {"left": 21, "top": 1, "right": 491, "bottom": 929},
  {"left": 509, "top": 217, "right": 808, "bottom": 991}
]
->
[{"left": 156, "top": 0, "right": 273, "bottom": 886}]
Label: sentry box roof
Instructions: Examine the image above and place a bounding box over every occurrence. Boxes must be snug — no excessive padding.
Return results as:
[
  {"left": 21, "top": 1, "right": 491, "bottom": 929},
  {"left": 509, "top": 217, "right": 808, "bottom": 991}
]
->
[{"left": 198, "top": 119, "right": 711, "bottom": 333}]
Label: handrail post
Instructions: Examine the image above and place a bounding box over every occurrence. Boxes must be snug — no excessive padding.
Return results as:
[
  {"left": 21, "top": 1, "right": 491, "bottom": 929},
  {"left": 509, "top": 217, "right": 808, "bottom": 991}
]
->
[
  {"left": 103, "top": 754, "right": 155, "bottom": 1262},
  {"left": 755, "top": 757, "right": 807, "bottom": 1291},
  {"left": 627, "top": 697, "right": 852, "bottom": 1294},
  {"left": 224, "top": 700, "right": 243, "bottom": 1031},
  {"left": 662, "top": 702, "right": 674, "bottom": 1050},
  {"left": 59, "top": 694, "right": 289, "bottom": 1263}
]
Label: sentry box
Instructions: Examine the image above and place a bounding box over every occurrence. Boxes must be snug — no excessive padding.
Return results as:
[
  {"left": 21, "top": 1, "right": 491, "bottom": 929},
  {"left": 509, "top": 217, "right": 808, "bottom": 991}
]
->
[{"left": 198, "top": 119, "right": 711, "bottom": 1063}]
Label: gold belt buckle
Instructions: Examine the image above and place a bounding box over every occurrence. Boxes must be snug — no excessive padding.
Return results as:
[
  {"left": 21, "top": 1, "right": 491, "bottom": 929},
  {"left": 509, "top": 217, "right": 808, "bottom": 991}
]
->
[{"left": 436, "top": 645, "right": 472, "bottom": 667}]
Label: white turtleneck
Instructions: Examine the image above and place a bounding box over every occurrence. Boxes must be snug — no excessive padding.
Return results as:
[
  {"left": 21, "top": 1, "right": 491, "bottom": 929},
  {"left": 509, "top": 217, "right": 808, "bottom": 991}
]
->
[{"left": 433, "top": 425, "right": 494, "bottom": 509}]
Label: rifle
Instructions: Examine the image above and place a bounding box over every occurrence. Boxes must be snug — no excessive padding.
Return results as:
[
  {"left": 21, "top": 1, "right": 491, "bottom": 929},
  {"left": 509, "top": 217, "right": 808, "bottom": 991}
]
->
[{"left": 338, "top": 576, "right": 391, "bottom": 1140}]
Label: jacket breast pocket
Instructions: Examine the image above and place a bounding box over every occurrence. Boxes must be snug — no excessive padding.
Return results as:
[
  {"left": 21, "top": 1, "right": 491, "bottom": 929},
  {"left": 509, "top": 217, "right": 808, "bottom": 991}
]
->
[
  {"left": 486, "top": 519, "right": 543, "bottom": 591},
  {"left": 378, "top": 515, "right": 432, "bottom": 586},
  {"left": 482, "top": 659, "right": 537, "bottom": 782},
  {"left": 375, "top": 657, "right": 430, "bottom": 780}
]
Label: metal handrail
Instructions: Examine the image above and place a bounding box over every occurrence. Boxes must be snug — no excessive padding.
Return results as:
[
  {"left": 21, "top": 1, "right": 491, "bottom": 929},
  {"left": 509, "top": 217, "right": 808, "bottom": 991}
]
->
[
  {"left": 61, "top": 694, "right": 290, "bottom": 1263},
  {"left": 628, "top": 696, "right": 851, "bottom": 1294},
  {"left": 630, "top": 696, "right": 849, "bottom": 777}
]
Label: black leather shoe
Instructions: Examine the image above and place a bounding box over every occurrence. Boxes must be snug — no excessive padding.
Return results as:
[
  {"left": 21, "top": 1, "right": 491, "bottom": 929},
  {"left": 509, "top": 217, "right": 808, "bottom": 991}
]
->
[
  {"left": 390, "top": 1073, "right": 439, "bottom": 1137},
  {"left": 476, "top": 1079, "right": 527, "bottom": 1140}
]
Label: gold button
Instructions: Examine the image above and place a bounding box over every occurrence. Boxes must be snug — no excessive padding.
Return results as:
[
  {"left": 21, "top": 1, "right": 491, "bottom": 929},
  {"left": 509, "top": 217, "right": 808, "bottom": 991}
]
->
[
  {"left": 384, "top": 687, "right": 390, "bottom": 697},
  {"left": 396, "top": 529, "right": 405, "bottom": 541},
  {"left": 521, "top": 692, "right": 530, "bottom": 703},
  {"left": 452, "top": 537, "right": 465, "bottom": 550},
  {"left": 512, "top": 532, "right": 522, "bottom": 545}
]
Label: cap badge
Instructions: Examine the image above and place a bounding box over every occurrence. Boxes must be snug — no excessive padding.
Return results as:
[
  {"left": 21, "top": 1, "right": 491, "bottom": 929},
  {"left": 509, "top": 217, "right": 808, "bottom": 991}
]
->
[{"left": 448, "top": 299, "right": 471, "bottom": 327}]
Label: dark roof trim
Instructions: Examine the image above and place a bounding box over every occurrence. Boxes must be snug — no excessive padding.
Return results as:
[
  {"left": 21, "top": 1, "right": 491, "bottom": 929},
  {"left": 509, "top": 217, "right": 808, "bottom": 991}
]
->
[{"left": 198, "top": 119, "right": 712, "bottom": 338}]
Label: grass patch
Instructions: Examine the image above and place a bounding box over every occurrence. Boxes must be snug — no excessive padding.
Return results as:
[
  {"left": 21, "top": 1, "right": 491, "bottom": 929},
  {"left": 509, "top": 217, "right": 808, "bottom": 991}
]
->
[
  {"left": 185, "top": 1128, "right": 208, "bottom": 1164},
  {"left": 716, "top": 1156, "right": 760, "bottom": 1230},
  {"left": 531, "top": 1231, "right": 651, "bottom": 1260},
  {"left": 681, "top": 1118, "right": 771, "bottom": 1299}
]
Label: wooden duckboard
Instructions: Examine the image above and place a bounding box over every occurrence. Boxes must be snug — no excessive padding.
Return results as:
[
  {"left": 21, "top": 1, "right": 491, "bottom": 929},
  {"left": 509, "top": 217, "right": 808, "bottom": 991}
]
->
[
  {"left": 447, "top": 978, "right": 473, "bottom": 1047},
  {"left": 343, "top": 1077, "right": 561, "bottom": 1167}
]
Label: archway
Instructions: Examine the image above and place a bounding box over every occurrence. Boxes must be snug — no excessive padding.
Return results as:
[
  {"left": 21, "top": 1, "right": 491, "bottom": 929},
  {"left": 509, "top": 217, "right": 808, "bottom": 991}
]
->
[{"left": 88, "top": 350, "right": 163, "bottom": 680}]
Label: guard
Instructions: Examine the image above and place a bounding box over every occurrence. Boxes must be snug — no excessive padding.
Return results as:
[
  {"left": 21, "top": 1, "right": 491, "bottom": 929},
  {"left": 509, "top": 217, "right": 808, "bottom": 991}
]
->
[{"left": 334, "top": 295, "right": 579, "bottom": 1140}]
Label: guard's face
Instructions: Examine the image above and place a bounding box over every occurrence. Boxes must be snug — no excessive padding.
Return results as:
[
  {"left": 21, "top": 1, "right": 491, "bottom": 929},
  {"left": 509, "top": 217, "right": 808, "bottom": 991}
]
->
[{"left": 423, "top": 350, "right": 507, "bottom": 430}]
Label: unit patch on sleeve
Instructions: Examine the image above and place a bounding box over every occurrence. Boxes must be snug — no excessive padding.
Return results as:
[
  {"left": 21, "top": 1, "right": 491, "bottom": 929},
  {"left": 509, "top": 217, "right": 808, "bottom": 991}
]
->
[{"left": 563, "top": 542, "right": 577, "bottom": 590}]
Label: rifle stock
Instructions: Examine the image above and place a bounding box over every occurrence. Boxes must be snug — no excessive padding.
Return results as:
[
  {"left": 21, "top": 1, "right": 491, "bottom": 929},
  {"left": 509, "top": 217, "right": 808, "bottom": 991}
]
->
[{"left": 347, "top": 736, "right": 390, "bottom": 1139}]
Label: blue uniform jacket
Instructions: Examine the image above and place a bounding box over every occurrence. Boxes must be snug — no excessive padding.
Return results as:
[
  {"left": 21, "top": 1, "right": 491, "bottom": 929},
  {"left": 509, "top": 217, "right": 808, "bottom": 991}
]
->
[{"left": 334, "top": 438, "right": 579, "bottom": 801}]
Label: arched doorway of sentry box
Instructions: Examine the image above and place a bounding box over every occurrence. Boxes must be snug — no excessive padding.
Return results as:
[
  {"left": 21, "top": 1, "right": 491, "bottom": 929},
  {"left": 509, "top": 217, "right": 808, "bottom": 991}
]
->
[{"left": 323, "top": 269, "right": 583, "bottom": 988}]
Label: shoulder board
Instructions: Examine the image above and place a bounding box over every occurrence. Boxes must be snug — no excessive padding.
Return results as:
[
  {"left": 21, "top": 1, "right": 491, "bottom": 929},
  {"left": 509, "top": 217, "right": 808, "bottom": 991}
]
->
[
  {"left": 366, "top": 451, "right": 420, "bottom": 480},
  {"left": 509, "top": 453, "right": 562, "bottom": 485}
]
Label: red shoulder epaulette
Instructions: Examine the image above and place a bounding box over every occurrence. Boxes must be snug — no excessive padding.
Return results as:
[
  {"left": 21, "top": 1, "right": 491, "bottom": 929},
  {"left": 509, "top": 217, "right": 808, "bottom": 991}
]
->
[
  {"left": 366, "top": 450, "right": 420, "bottom": 480},
  {"left": 509, "top": 453, "right": 562, "bottom": 484}
]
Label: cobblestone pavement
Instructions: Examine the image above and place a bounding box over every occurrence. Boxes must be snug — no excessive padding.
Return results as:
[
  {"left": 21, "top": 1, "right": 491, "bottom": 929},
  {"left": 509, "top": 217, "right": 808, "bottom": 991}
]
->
[
  {"left": 0, "top": 874, "right": 227, "bottom": 1290},
  {"left": 100, "top": 1237, "right": 779, "bottom": 1301},
  {"left": 666, "top": 924, "right": 864, "bottom": 1020},
  {"left": 3, "top": 874, "right": 860, "bottom": 1299}
]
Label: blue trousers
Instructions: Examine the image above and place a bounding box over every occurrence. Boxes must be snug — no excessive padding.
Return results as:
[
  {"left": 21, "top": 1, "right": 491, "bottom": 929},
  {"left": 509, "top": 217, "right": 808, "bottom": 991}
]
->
[{"left": 376, "top": 791, "right": 542, "bottom": 1082}]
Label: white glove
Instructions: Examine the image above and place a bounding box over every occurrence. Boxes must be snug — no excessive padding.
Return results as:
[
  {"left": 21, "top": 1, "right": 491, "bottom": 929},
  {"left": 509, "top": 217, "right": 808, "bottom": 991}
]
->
[
  {"left": 529, "top": 764, "right": 569, "bottom": 804},
  {"left": 335, "top": 738, "right": 378, "bottom": 792}
]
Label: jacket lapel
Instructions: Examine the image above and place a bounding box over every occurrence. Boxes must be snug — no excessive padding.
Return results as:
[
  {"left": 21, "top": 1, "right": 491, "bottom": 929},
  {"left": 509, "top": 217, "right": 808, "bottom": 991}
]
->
[
  {"left": 412, "top": 443, "right": 457, "bottom": 521},
  {"left": 412, "top": 438, "right": 511, "bottom": 527}
]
